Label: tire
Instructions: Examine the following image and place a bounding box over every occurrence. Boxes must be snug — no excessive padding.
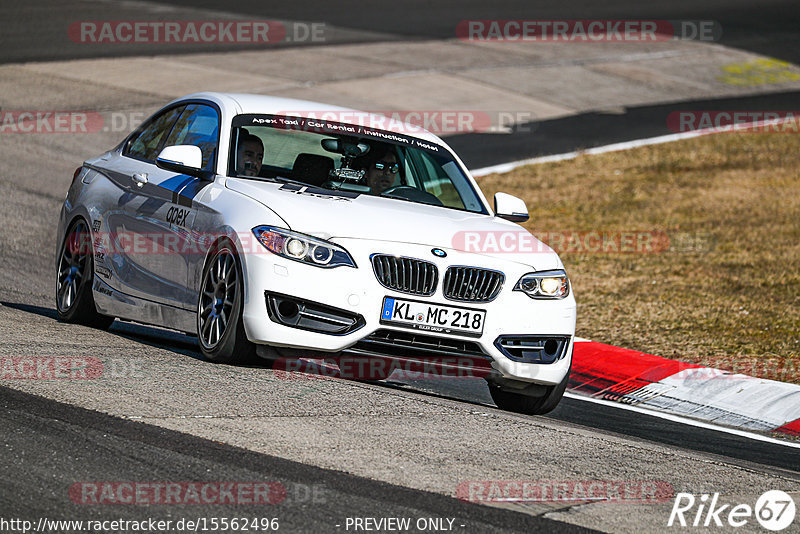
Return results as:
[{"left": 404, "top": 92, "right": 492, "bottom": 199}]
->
[
  {"left": 56, "top": 218, "right": 114, "bottom": 329},
  {"left": 197, "top": 241, "right": 257, "bottom": 364},
  {"left": 489, "top": 365, "right": 570, "bottom": 416}
]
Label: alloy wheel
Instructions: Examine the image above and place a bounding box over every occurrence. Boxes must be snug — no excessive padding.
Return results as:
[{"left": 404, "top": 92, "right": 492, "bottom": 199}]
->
[
  {"left": 199, "top": 250, "right": 237, "bottom": 348},
  {"left": 57, "top": 220, "right": 91, "bottom": 312}
]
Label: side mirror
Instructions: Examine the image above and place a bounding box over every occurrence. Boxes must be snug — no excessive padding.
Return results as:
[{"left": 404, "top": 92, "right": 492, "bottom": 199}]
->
[
  {"left": 494, "top": 192, "right": 529, "bottom": 223},
  {"left": 156, "top": 145, "right": 213, "bottom": 180}
]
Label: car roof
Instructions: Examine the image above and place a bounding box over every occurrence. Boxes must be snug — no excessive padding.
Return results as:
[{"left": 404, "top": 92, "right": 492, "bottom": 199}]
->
[{"left": 173, "top": 91, "right": 448, "bottom": 146}]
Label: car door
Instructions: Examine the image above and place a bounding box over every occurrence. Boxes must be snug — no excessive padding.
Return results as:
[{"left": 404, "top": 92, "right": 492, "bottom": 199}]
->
[{"left": 100, "top": 103, "right": 219, "bottom": 310}]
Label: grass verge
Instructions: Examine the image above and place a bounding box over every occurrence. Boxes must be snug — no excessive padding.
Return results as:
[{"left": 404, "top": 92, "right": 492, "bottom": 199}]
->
[{"left": 477, "top": 130, "right": 800, "bottom": 383}]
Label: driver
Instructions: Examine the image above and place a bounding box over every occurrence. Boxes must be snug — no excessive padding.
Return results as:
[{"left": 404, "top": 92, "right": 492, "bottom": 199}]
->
[
  {"left": 354, "top": 145, "right": 400, "bottom": 195},
  {"left": 235, "top": 132, "right": 264, "bottom": 177}
]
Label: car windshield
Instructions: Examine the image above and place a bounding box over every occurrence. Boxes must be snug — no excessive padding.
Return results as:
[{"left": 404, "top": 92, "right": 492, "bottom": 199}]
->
[{"left": 228, "top": 114, "right": 487, "bottom": 214}]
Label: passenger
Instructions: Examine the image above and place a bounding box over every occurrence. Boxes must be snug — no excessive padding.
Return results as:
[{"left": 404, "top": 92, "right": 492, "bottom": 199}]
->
[
  {"left": 235, "top": 132, "right": 264, "bottom": 177},
  {"left": 354, "top": 145, "right": 400, "bottom": 195}
]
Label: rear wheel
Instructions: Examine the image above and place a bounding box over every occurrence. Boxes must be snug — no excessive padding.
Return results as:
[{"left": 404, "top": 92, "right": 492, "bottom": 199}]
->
[
  {"left": 56, "top": 219, "right": 114, "bottom": 329},
  {"left": 488, "top": 366, "right": 570, "bottom": 416},
  {"left": 197, "top": 242, "right": 257, "bottom": 364}
]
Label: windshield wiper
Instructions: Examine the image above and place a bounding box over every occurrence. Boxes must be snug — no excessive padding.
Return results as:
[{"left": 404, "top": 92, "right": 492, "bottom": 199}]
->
[
  {"left": 245, "top": 175, "right": 317, "bottom": 188},
  {"left": 270, "top": 176, "right": 311, "bottom": 187}
]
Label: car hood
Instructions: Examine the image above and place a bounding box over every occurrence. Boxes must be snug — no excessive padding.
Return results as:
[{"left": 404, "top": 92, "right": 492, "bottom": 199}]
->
[{"left": 227, "top": 178, "right": 561, "bottom": 270}]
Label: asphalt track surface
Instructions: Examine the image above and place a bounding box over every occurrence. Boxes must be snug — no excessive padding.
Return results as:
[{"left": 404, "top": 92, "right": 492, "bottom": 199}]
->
[
  {"left": 4, "top": 301, "right": 800, "bottom": 476},
  {"left": 450, "top": 88, "right": 800, "bottom": 168},
  {"left": 2, "top": 303, "right": 799, "bottom": 486},
  {"left": 3, "top": 0, "right": 800, "bottom": 168},
  {"left": 2, "top": 1, "right": 800, "bottom": 531},
  {"left": 4, "top": 0, "right": 799, "bottom": 64},
  {"left": 1, "top": 385, "right": 593, "bottom": 533}
]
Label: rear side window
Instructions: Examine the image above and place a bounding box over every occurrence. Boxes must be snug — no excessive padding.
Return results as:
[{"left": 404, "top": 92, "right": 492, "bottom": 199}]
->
[
  {"left": 163, "top": 104, "right": 220, "bottom": 171},
  {"left": 125, "top": 106, "right": 184, "bottom": 162}
]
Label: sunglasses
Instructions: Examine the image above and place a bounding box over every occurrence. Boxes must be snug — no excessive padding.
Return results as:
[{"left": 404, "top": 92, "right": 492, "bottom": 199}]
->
[{"left": 374, "top": 161, "right": 400, "bottom": 174}]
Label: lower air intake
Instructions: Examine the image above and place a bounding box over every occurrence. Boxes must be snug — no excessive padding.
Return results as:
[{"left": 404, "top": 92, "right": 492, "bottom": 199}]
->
[{"left": 494, "top": 335, "right": 571, "bottom": 364}]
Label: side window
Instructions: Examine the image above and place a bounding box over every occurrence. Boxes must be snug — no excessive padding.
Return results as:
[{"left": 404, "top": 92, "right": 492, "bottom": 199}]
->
[
  {"left": 407, "top": 149, "right": 466, "bottom": 209},
  {"left": 163, "top": 104, "right": 220, "bottom": 171},
  {"left": 125, "top": 106, "right": 185, "bottom": 162}
]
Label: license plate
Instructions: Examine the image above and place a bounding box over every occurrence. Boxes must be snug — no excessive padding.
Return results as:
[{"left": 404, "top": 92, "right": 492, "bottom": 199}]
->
[{"left": 380, "top": 297, "right": 486, "bottom": 337}]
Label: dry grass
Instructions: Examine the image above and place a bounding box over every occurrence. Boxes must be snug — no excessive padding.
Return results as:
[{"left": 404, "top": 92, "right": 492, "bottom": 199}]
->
[{"left": 477, "top": 130, "right": 800, "bottom": 383}]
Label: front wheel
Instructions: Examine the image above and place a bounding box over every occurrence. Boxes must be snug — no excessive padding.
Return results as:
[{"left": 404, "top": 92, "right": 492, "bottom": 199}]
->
[
  {"left": 56, "top": 219, "right": 114, "bottom": 329},
  {"left": 488, "top": 367, "right": 570, "bottom": 415},
  {"left": 197, "top": 242, "right": 257, "bottom": 364}
]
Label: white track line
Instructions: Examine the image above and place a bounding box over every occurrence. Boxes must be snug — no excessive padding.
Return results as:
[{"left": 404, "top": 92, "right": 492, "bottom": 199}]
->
[
  {"left": 470, "top": 117, "right": 798, "bottom": 177},
  {"left": 564, "top": 392, "right": 800, "bottom": 449}
]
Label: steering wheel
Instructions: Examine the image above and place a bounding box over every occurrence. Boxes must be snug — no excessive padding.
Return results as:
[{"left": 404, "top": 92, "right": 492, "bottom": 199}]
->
[{"left": 381, "top": 185, "right": 444, "bottom": 206}]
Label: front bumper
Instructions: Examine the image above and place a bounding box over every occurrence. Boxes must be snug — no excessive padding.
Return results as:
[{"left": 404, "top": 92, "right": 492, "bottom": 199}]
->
[{"left": 239, "top": 238, "right": 576, "bottom": 386}]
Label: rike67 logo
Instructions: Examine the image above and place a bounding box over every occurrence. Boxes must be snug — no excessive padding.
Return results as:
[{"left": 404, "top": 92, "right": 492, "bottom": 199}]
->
[{"left": 668, "top": 490, "right": 796, "bottom": 531}]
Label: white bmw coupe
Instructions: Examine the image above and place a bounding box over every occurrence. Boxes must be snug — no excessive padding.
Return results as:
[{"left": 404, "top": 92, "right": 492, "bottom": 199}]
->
[{"left": 56, "top": 92, "right": 576, "bottom": 414}]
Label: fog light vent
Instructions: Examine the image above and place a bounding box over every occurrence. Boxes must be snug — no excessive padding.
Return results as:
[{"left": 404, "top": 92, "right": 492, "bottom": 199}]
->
[
  {"left": 494, "top": 335, "right": 571, "bottom": 364},
  {"left": 266, "top": 291, "right": 365, "bottom": 335}
]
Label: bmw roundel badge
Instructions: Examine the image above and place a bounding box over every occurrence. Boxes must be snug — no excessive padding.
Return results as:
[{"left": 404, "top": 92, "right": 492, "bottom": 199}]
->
[{"left": 431, "top": 248, "right": 447, "bottom": 258}]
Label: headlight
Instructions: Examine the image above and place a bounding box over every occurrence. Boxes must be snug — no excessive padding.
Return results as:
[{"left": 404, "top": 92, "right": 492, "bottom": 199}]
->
[
  {"left": 514, "top": 270, "right": 570, "bottom": 299},
  {"left": 252, "top": 226, "right": 357, "bottom": 268}
]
